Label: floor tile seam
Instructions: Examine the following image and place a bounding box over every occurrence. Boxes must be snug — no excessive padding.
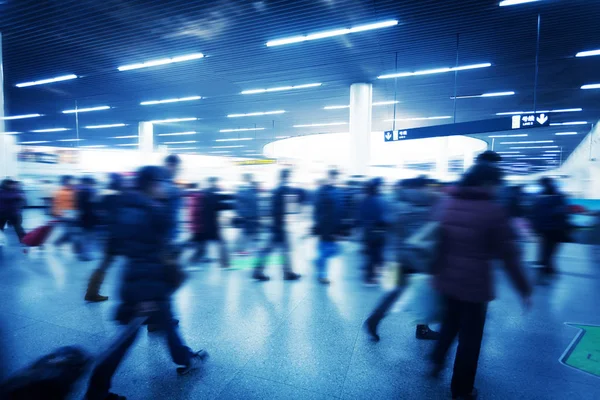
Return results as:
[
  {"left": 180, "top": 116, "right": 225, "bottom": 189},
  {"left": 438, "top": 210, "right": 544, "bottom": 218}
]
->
[{"left": 337, "top": 317, "right": 365, "bottom": 399}]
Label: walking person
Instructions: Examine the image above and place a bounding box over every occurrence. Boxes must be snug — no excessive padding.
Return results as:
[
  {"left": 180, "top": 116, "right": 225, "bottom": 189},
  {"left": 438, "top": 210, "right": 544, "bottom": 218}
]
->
[
  {"left": 164, "top": 154, "right": 183, "bottom": 243},
  {"left": 0, "top": 179, "right": 27, "bottom": 243},
  {"left": 253, "top": 169, "right": 301, "bottom": 282},
  {"left": 76, "top": 177, "right": 97, "bottom": 262},
  {"left": 430, "top": 162, "right": 532, "bottom": 400},
  {"left": 85, "top": 166, "right": 207, "bottom": 400},
  {"left": 357, "top": 178, "right": 387, "bottom": 286},
  {"left": 531, "top": 177, "right": 570, "bottom": 278},
  {"left": 85, "top": 174, "right": 124, "bottom": 302},
  {"left": 52, "top": 175, "right": 78, "bottom": 249},
  {"left": 235, "top": 173, "right": 260, "bottom": 255},
  {"left": 313, "top": 169, "right": 345, "bottom": 285},
  {"left": 364, "top": 177, "right": 441, "bottom": 341}
]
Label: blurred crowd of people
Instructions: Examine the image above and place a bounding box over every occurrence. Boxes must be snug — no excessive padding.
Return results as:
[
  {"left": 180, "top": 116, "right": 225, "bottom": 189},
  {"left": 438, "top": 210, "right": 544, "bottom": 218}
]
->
[{"left": 0, "top": 150, "right": 589, "bottom": 400}]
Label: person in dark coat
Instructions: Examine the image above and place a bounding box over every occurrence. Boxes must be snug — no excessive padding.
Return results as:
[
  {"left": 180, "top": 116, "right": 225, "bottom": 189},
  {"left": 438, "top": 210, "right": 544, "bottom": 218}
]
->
[
  {"left": 253, "top": 169, "right": 301, "bottom": 281},
  {"left": 531, "top": 177, "right": 570, "bottom": 277},
  {"left": 313, "top": 169, "right": 345, "bottom": 284},
  {"left": 0, "top": 179, "right": 27, "bottom": 242},
  {"left": 164, "top": 154, "right": 183, "bottom": 242},
  {"left": 234, "top": 173, "right": 260, "bottom": 254},
  {"left": 76, "top": 176, "right": 97, "bottom": 262},
  {"left": 357, "top": 178, "right": 387, "bottom": 285},
  {"left": 430, "top": 162, "right": 532, "bottom": 400},
  {"left": 85, "top": 173, "right": 124, "bottom": 302},
  {"left": 86, "top": 166, "right": 207, "bottom": 400},
  {"left": 191, "top": 177, "right": 231, "bottom": 268}
]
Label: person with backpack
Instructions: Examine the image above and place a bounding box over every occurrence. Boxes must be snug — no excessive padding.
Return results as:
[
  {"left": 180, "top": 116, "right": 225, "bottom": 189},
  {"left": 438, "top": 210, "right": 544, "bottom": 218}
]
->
[
  {"left": 531, "top": 177, "right": 570, "bottom": 277},
  {"left": 312, "top": 169, "right": 345, "bottom": 285},
  {"left": 253, "top": 169, "right": 301, "bottom": 282},
  {"left": 85, "top": 173, "right": 124, "bottom": 302}
]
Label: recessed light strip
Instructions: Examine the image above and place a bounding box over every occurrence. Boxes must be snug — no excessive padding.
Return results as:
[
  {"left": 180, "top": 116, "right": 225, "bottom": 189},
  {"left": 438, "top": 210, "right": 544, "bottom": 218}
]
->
[
  {"left": 150, "top": 117, "right": 197, "bottom": 123},
  {"left": 2, "top": 114, "right": 42, "bottom": 120},
  {"left": 241, "top": 83, "right": 321, "bottom": 95},
  {"left": 489, "top": 134, "right": 528, "bottom": 138},
  {"left": 80, "top": 145, "right": 107, "bottom": 148},
  {"left": 549, "top": 121, "right": 587, "bottom": 126},
  {"left": 499, "top": 0, "right": 541, "bottom": 6},
  {"left": 555, "top": 132, "right": 578, "bottom": 136},
  {"left": 378, "top": 63, "right": 491, "bottom": 80},
  {"left": 266, "top": 20, "right": 398, "bottom": 47},
  {"left": 509, "top": 145, "right": 559, "bottom": 149},
  {"left": 496, "top": 108, "right": 582, "bottom": 115},
  {"left": 228, "top": 110, "right": 285, "bottom": 118},
  {"left": 453, "top": 91, "right": 514, "bottom": 99},
  {"left": 576, "top": 49, "right": 600, "bottom": 58},
  {"left": 215, "top": 138, "right": 254, "bottom": 142},
  {"left": 111, "top": 135, "right": 138, "bottom": 139},
  {"left": 84, "top": 123, "right": 127, "bottom": 129},
  {"left": 581, "top": 83, "right": 600, "bottom": 90},
  {"left": 213, "top": 145, "right": 246, "bottom": 149},
  {"left": 157, "top": 131, "right": 197, "bottom": 137},
  {"left": 57, "top": 138, "right": 84, "bottom": 142},
  {"left": 384, "top": 116, "right": 452, "bottom": 122},
  {"left": 20, "top": 141, "right": 50, "bottom": 144},
  {"left": 220, "top": 127, "right": 265, "bottom": 133},
  {"left": 164, "top": 141, "right": 197, "bottom": 144},
  {"left": 117, "top": 53, "right": 204, "bottom": 71},
  {"left": 140, "top": 96, "right": 202, "bottom": 105},
  {"left": 16, "top": 74, "right": 77, "bottom": 88},
  {"left": 62, "top": 106, "right": 110, "bottom": 114},
  {"left": 500, "top": 140, "right": 553, "bottom": 145},
  {"left": 31, "top": 128, "right": 69, "bottom": 133}
]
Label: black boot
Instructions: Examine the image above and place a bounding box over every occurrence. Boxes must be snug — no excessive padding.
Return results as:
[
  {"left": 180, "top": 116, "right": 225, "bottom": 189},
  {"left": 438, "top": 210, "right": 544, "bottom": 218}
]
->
[
  {"left": 283, "top": 271, "right": 301, "bottom": 281},
  {"left": 416, "top": 324, "right": 440, "bottom": 340},
  {"left": 85, "top": 269, "right": 108, "bottom": 302},
  {"left": 364, "top": 316, "right": 381, "bottom": 342},
  {"left": 252, "top": 268, "right": 270, "bottom": 281}
]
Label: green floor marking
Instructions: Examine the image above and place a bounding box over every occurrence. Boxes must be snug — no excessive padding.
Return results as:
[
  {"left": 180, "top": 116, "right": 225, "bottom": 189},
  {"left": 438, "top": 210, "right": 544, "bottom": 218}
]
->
[
  {"left": 560, "top": 323, "right": 600, "bottom": 378},
  {"left": 229, "top": 255, "right": 285, "bottom": 270}
]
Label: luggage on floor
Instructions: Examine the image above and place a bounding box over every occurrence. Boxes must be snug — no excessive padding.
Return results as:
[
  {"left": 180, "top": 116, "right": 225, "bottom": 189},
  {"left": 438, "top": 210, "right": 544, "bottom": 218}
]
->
[{"left": 21, "top": 222, "right": 56, "bottom": 247}]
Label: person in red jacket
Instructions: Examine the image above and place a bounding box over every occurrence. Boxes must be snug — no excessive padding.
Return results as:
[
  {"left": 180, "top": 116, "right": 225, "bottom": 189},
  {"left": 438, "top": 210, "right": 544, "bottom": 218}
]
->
[{"left": 431, "top": 162, "right": 532, "bottom": 400}]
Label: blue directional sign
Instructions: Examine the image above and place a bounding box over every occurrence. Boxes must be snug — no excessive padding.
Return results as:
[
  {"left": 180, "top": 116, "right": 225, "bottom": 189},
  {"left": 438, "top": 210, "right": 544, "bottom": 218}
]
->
[{"left": 384, "top": 113, "right": 551, "bottom": 142}]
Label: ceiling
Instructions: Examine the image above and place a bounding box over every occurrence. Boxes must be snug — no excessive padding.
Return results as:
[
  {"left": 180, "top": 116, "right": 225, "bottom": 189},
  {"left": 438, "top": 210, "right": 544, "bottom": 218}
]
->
[{"left": 1, "top": 0, "right": 599, "bottom": 174}]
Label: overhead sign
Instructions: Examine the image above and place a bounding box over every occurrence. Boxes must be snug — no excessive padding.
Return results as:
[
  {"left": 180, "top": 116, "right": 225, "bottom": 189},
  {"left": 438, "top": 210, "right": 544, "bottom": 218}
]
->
[
  {"left": 560, "top": 323, "right": 600, "bottom": 378},
  {"left": 384, "top": 113, "right": 551, "bottom": 142}
]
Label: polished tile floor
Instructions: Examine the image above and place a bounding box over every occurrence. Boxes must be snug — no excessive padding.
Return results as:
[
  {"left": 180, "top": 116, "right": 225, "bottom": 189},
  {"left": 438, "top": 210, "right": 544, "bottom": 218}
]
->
[{"left": 0, "top": 211, "right": 599, "bottom": 399}]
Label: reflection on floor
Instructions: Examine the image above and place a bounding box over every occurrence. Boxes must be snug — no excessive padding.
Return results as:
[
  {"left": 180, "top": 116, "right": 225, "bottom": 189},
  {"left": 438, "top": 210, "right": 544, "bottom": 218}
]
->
[{"left": 0, "top": 211, "right": 599, "bottom": 399}]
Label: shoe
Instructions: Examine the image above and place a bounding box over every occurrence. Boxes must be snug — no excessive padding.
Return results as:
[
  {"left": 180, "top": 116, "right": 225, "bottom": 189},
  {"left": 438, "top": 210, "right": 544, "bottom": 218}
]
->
[
  {"left": 148, "top": 319, "right": 179, "bottom": 333},
  {"left": 284, "top": 272, "right": 301, "bottom": 281},
  {"left": 364, "top": 316, "right": 380, "bottom": 342},
  {"left": 253, "top": 271, "right": 270, "bottom": 281},
  {"left": 85, "top": 294, "right": 109, "bottom": 302},
  {"left": 104, "top": 393, "right": 127, "bottom": 400},
  {"left": 416, "top": 325, "right": 440, "bottom": 340},
  {"left": 318, "top": 277, "right": 331, "bottom": 285},
  {"left": 453, "top": 387, "right": 478, "bottom": 400},
  {"left": 177, "top": 349, "right": 209, "bottom": 375}
]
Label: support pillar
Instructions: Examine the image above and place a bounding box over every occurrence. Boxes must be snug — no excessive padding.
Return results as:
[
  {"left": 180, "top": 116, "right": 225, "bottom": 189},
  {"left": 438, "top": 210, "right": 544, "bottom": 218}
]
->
[
  {"left": 349, "top": 83, "right": 372, "bottom": 176},
  {"left": 0, "top": 32, "right": 18, "bottom": 179},
  {"left": 138, "top": 121, "right": 154, "bottom": 165},
  {"left": 435, "top": 136, "right": 450, "bottom": 181}
]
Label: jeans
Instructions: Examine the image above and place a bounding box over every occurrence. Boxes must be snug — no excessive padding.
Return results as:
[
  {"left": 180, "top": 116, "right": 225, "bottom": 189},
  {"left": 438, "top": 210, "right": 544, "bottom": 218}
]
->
[
  {"left": 86, "top": 303, "right": 192, "bottom": 400},
  {"left": 431, "top": 296, "right": 488, "bottom": 399},
  {"left": 255, "top": 230, "right": 291, "bottom": 273},
  {"left": 0, "top": 213, "right": 26, "bottom": 241},
  {"left": 236, "top": 218, "right": 259, "bottom": 252},
  {"left": 315, "top": 241, "right": 339, "bottom": 279}
]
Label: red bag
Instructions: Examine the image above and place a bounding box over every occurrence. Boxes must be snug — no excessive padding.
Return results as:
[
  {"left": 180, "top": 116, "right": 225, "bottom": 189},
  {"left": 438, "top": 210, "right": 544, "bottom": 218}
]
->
[{"left": 21, "top": 222, "right": 56, "bottom": 247}]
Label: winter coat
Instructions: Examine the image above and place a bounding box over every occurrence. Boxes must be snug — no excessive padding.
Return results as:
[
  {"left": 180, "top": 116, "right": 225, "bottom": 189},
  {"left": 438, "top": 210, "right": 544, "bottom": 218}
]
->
[
  {"left": 531, "top": 194, "right": 569, "bottom": 234},
  {"left": 313, "top": 184, "right": 345, "bottom": 241},
  {"left": 76, "top": 187, "right": 97, "bottom": 230},
  {"left": 0, "top": 188, "right": 25, "bottom": 216},
  {"left": 434, "top": 187, "right": 531, "bottom": 303},
  {"left": 200, "top": 188, "right": 231, "bottom": 240},
  {"left": 236, "top": 185, "right": 259, "bottom": 220}
]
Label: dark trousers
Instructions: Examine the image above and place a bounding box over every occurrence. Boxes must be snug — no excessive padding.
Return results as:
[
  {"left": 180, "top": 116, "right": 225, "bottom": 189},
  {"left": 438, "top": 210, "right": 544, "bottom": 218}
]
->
[
  {"left": 539, "top": 233, "right": 560, "bottom": 274},
  {"left": 86, "top": 250, "right": 116, "bottom": 296},
  {"left": 255, "top": 230, "right": 291, "bottom": 273},
  {"left": 193, "top": 233, "right": 229, "bottom": 268},
  {"left": 364, "top": 241, "right": 384, "bottom": 282},
  {"left": 87, "top": 304, "right": 192, "bottom": 399},
  {"left": 0, "top": 213, "right": 26, "bottom": 241},
  {"left": 431, "top": 296, "right": 488, "bottom": 399}
]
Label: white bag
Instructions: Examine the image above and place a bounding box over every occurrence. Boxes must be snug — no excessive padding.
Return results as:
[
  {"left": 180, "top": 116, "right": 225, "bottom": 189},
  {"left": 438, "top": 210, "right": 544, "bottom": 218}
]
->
[{"left": 396, "top": 274, "right": 443, "bottom": 325}]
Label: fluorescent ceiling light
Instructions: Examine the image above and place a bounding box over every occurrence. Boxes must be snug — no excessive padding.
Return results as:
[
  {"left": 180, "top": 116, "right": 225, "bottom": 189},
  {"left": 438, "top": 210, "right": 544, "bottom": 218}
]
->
[
  {"left": 111, "top": 135, "right": 138, "bottom": 139},
  {"left": 453, "top": 91, "right": 514, "bottom": 99},
  {"left": 385, "top": 116, "right": 452, "bottom": 122},
  {"left": 545, "top": 150, "right": 561, "bottom": 153},
  {"left": 496, "top": 108, "right": 582, "bottom": 115},
  {"left": 4, "top": 132, "right": 21, "bottom": 135},
  {"left": 31, "top": 128, "right": 69, "bottom": 132},
  {"left": 2, "top": 114, "right": 42, "bottom": 120},
  {"left": 220, "top": 127, "right": 265, "bottom": 133},
  {"left": 501, "top": 155, "right": 527, "bottom": 158},
  {"left": 213, "top": 145, "right": 246, "bottom": 149},
  {"left": 489, "top": 134, "right": 528, "bottom": 138},
  {"left": 497, "top": 151, "right": 520, "bottom": 154},
  {"left": 164, "top": 140, "right": 197, "bottom": 144},
  {"left": 116, "top": 143, "right": 138, "bottom": 147},
  {"left": 157, "top": 131, "right": 197, "bottom": 137},
  {"left": 510, "top": 145, "right": 559, "bottom": 149},
  {"left": 117, "top": 53, "right": 204, "bottom": 71},
  {"left": 57, "top": 138, "right": 84, "bottom": 142},
  {"left": 241, "top": 83, "right": 321, "bottom": 95},
  {"left": 581, "top": 83, "right": 600, "bottom": 90},
  {"left": 84, "top": 123, "right": 127, "bottom": 129},
  {"left": 150, "top": 117, "right": 197, "bottom": 123},
  {"left": 324, "top": 105, "right": 349, "bottom": 110},
  {"left": 210, "top": 151, "right": 232, "bottom": 154},
  {"left": 16, "top": 74, "right": 77, "bottom": 88},
  {"left": 499, "top": 0, "right": 541, "bottom": 6},
  {"left": 378, "top": 63, "right": 491, "bottom": 79},
  {"left": 500, "top": 140, "right": 553, "bottom": 144},
  {"left": 293, "top": 122, "right": 347, "bottom": 128},
  {"left": 62, "top": 106, "right": 110, "bottom": 114},
  {"left": 519, "top": 157, "right": 557, "bottom": 161},
  {"left": 576, "top": 49, "right": 600, "bottom": 58},
  {"left": 215, "top": 138, "right": 254, "bottom": 142},
  {"left": 140, "top": 96, "right": 202, "bottom": 106},
  {"left": 228, "top": 110, "right": 286, "bottom": 118},
  {"left": 550, "top": 121, "right": 587, "bottom": 126},
  {"left": 266, "top": 20, "right": 398, "bottom": 47},
  {"left": 167, "top": 147, "right": 197, "bottom": 151},
  {"left": 373, "top": 100, "right": 400, "bottom": 106},
  {"left": 555, "top": 132, "right": 578, "bottom": 136},
  {"left": 20, "top": 141, "right": 50, "bottom": 144},
  {"left": 80, "top": 145, "right": 107, "bottom": 148}
]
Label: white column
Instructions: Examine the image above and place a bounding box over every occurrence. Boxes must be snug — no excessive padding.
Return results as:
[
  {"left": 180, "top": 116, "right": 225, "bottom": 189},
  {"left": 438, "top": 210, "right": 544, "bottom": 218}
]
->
[
  {"left": 349, "top": 83, "right": 372, "bottom": 176},
  {"left": 138, "top": 121, "right": 154, "bottom": 164},
  {"left": 436, "top": 136, "right": 450, "bottom": 181},
  {"left": 0, "top": 32, "right": 18, "bottom": 179},
  {"left": 464, "top": 151, "right": 475, "bottom": 172}
]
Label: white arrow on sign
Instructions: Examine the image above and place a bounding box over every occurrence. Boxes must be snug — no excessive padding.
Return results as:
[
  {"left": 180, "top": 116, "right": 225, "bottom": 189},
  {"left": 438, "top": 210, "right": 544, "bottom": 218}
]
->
[
  {"left": 537, "top": 113, "right": 548, "bottom": 125},
  {"left": 385, "top": 132, "right": 392, "bottom": 140}
]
